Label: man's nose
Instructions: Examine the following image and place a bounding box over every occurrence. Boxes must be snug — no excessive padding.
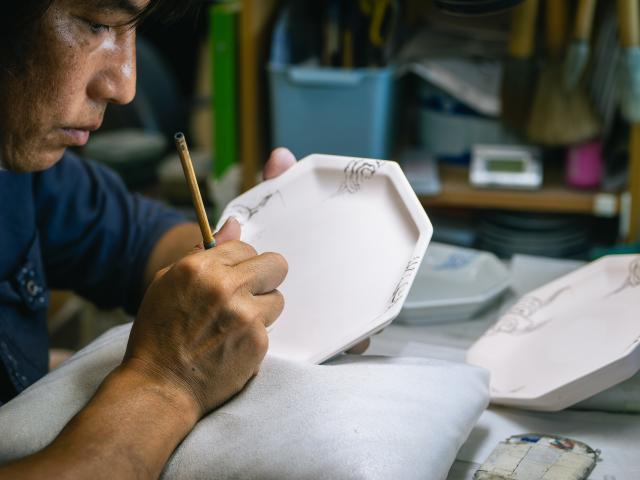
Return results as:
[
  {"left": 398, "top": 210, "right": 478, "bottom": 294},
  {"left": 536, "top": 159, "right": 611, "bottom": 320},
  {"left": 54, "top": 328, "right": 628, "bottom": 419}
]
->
[{"left": 87, "top": 32, "right": 137, "bottom": 105}]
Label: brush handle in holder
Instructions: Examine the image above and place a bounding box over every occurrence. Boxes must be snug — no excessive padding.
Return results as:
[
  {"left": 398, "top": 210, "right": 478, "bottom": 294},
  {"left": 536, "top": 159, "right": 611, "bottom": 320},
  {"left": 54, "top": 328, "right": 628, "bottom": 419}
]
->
[
  {"left": 573, "top": 0, "right": 597, "bottom": 41},
  {"left": 508, "top": 0, "right": 539, "bottom": 58}
]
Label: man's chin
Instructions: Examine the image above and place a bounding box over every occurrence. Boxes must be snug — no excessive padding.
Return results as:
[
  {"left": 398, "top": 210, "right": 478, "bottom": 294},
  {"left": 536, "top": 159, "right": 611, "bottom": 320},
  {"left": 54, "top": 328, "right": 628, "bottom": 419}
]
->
[{"left": 2, "top": 147, "right": 66, "bottom": 173}]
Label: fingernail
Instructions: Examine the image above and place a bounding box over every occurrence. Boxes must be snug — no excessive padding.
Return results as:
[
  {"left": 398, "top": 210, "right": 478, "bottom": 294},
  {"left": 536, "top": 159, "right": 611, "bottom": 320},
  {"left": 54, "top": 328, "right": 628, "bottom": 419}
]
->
[{"left": 223, "top": 216, "right": 238, "bottom": 227}]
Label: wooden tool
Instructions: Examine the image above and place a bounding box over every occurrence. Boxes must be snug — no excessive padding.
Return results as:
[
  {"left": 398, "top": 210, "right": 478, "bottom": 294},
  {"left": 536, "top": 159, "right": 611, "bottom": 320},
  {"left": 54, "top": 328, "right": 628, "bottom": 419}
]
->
[
  {"left": 617, "top": 0, "right": 640, "bottom": 242},
  {"left": 501, "top": 0, "right": 540, "bottom": 132},
  {"left": 174, "top": 132, "right": 216, "bottom": 249}
]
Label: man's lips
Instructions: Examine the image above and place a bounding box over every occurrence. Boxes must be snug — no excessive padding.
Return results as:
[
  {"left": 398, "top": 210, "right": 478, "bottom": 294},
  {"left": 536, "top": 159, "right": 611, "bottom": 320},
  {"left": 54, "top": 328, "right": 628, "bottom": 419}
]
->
[
  {"left": 61, "top": 128, "right": 91, "bottom": 146},
  {"left": 61, "top": 121, "right": 102, "bottom": 146}
]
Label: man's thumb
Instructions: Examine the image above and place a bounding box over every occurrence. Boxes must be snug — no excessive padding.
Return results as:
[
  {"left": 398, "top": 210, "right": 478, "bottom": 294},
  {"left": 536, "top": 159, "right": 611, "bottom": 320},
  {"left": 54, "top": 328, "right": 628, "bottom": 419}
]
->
[{"left": 214, "top": 217, "right": 241, "bottom": 244}]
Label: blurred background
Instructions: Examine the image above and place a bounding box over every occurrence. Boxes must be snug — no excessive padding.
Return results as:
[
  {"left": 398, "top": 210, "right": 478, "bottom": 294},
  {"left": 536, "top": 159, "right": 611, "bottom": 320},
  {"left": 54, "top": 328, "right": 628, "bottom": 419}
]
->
[{"left": 49, "top": 0, "right": 640, "bottom": 356}]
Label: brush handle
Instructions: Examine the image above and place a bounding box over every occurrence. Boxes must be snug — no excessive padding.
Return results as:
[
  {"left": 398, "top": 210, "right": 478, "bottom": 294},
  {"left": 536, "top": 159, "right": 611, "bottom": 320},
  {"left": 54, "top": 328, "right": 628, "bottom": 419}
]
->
[
  {"left": 574, "top": 0, "right": 596, "bottom": 41},
  {"left": 174, "top": 132, "right": 216, "bottom": 249},
  {"left": 617, "top": 0, "right": 639, "bottom": 47},
  {"left": 508, "top": 0, "right": 539, "bottom": 58},
  {"left": 617, "top": 1, "right": 640, "bottom": 242},
  {"left": 546, "top": 0, "right": 568, "bottom": 58}
]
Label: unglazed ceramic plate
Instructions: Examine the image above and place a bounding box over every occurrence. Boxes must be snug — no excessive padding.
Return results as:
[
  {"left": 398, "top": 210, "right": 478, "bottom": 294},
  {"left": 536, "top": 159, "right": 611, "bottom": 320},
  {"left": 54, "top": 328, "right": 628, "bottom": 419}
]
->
[
  {"left": 217, "top": 154, "right": 433, "bottom": 363},
  {"left": 467, "top": 254, "right": 640, "bottom": 411},
  {"left": 397, "top": 242, "right": 510, "bottom": 324}
]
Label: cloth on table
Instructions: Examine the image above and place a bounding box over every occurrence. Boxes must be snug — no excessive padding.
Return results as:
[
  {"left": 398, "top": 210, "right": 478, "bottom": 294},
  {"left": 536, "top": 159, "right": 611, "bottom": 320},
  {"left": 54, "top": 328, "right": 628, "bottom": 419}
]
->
[{"left": 0, "top": 323, "right": 489, "bottom": 480}]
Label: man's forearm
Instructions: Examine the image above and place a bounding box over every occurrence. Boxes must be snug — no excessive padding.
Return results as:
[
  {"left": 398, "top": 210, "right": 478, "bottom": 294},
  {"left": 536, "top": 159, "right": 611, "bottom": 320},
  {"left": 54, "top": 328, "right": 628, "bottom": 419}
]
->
[{"left": 0, "top": 365, "right": 199, "bottom": 480}]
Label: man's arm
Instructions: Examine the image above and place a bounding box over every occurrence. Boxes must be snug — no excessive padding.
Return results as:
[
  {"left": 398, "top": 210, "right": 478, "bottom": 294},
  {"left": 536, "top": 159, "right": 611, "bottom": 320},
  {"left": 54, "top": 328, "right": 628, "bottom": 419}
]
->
[
  {"left": 0, "top": 221, "right": 288, "bottom": 479},
  {"left": 0, "top": 365, "right": 198, "bottom": 479}
]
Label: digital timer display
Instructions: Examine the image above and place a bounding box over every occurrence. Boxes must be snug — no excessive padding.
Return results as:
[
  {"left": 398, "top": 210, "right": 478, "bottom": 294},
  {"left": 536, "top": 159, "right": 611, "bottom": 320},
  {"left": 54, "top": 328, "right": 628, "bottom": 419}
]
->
[{"left": 486, "top": 159, "right": 526, "bottom": 173}]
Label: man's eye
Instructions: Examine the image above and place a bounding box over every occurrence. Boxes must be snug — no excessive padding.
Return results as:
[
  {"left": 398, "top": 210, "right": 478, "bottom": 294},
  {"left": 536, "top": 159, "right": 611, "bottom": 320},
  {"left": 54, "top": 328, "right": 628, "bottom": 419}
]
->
[{"left": 88, "top": 21, "right": 111, "bottom": 34}]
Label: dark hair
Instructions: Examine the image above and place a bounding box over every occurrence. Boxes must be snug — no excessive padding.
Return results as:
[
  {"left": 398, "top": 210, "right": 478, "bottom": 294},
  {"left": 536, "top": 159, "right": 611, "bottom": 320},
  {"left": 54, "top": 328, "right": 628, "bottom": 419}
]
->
[{"left": 1, "top": 0, "right": 200, "bottom": 70}]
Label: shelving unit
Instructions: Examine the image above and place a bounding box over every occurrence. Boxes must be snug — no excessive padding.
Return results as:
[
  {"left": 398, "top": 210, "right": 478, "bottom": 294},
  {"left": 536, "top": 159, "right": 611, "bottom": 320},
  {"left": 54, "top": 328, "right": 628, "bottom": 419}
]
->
[
  {"left": 420, "top": 165, "right": 620, "bottom": 217},
  {"left": 235, "top": 0, "right": 638, "bottom": 242}
]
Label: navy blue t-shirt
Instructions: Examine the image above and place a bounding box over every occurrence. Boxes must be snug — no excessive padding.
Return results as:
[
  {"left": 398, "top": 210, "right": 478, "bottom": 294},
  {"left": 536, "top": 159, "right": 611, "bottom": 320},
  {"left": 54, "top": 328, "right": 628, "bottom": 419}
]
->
[{"left": 0, "top": 151, "right": 186, "bottom": 403}]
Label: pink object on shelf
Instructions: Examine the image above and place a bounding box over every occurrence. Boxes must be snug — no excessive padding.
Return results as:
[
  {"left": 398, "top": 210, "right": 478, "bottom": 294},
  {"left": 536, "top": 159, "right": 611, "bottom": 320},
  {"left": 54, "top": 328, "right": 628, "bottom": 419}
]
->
[{"left": 565, "top": 140, "right": 604, "bottom": 189}]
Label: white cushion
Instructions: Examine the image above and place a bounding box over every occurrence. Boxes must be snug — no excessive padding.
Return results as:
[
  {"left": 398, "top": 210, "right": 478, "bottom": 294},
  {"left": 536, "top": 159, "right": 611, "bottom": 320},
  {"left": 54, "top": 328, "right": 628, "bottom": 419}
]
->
[{"left": 0, "top": 323, "right": 489, "bottom": 479}]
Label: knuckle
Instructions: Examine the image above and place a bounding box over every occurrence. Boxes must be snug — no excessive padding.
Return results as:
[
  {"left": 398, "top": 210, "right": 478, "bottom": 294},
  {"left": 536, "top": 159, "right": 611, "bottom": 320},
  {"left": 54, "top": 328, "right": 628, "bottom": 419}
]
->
[
  {"left": 173, "top": 255, "right": 202, "bottom": 281},
  {"left": 237, "top": 308, "right": 260, "bottom": 328},
  {"left": 266, "top": 252, "right": 288, "bottom": 274},
  {"left": 228, "top": 240, "right": 257, "bottom": 257},
  {"left": 209, "top": 276, "right": 237, "bottom": 302},
  {"left": 247, "top": 327, "right": 269, "bottom": 354}
]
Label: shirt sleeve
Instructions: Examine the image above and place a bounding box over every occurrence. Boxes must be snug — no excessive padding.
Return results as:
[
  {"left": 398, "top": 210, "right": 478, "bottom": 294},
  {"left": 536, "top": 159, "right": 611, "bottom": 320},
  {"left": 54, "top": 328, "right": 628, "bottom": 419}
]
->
[{"left": 32, "top": 151, "right": 188, "bottom": 314}]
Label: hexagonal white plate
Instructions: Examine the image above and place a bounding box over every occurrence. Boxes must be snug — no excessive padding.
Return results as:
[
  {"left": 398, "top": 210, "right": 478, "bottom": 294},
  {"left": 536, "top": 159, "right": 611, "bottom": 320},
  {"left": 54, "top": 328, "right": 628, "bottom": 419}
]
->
[
  {"left": 217, "top": 154, "right": 433, "bottom": 363},
  {"left": 467, "top": 254, "right": 640, "bottom": 411}
]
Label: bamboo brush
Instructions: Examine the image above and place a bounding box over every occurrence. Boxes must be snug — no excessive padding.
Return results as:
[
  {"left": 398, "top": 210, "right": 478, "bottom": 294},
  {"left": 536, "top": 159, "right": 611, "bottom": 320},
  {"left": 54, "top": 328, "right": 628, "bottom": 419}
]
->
[
  {"left": 617, "top": 0, "right": 640, "bottom": 242},
  {"left": 564, "top": 0, "right": 597, "bottom": 90},
  {"left": 527, "top": 0, "right": 600, "bottom": 146},
  {"left": 501, "top": 0, "right": 539, "bottom": 132},
  {"left": 174, "top": 132, "right": 216, "bottom": 249}
]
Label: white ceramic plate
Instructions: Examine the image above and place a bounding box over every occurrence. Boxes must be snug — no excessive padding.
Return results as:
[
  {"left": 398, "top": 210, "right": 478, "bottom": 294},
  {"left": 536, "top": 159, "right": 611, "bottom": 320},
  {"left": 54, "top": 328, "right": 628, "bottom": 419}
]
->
[
  {"left": 397, "top": 243, "right": 510, "bottom": 324},
  {"left": 217, "top": 154, "right": 433, "bottom": 363},
  {"left": 467, "top": 254, "right": 640, "bottom": 411}
]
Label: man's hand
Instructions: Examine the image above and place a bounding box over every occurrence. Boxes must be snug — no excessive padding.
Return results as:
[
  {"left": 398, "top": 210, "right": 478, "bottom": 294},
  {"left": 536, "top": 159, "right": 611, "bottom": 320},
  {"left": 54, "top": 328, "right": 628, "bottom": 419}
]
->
[
  {"left": 125, "top": 218, "right": 288, "bottom": 418},
  {"left": 0, "top": 219, "right": 288, "bottom": 480}
]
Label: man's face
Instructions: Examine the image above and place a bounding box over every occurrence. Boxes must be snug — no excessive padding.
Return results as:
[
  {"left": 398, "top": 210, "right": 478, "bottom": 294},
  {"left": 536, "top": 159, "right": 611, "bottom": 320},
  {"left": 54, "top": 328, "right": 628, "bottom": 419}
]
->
[{"left": 0, "top": 0, "right": 148, "bottom": 172}]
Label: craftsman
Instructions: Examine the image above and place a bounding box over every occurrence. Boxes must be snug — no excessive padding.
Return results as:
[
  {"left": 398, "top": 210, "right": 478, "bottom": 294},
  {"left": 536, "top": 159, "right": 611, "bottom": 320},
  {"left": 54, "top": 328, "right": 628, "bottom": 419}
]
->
[{"left": 0, "top": 0, "right": 369, "bottom": 477}]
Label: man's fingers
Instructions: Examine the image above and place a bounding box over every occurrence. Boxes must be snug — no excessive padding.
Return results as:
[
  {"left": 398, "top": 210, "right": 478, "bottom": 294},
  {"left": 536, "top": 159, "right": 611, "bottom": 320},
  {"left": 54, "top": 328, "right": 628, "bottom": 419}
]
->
[
  {"left": 235, "top": 252, "right": 288, "bottom": 295},
  {"left": 346, "top": 338, "right": 370, "bottom": 354},
  {"left": 251, "top": 290, "right": 285, "bottom": 327},
  {"left": 209, "top": 240, "right": 259, "bottom": 267},
  {"left": 263, "top": 147, "right": 296, "bottom": 180}
]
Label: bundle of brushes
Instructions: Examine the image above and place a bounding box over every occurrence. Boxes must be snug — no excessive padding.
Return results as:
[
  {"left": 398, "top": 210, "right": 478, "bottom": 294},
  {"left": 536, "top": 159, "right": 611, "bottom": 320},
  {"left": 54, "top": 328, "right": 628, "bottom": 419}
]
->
[{"left": 527, "top": 0, "right": 601, "bottom": 146}]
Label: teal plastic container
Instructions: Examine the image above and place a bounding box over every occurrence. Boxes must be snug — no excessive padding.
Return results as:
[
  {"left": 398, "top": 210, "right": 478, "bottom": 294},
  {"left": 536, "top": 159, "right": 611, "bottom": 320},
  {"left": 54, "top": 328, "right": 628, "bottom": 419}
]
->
[{"left": 268, "top": 64, "right": 397, "bottom": 160}]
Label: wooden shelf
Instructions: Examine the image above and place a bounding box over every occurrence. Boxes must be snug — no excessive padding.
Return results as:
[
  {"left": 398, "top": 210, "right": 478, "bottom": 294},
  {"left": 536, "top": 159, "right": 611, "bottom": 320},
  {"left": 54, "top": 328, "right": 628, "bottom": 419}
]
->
[{"left": 419, "top": 165, "right": 620, "bottom": 216}]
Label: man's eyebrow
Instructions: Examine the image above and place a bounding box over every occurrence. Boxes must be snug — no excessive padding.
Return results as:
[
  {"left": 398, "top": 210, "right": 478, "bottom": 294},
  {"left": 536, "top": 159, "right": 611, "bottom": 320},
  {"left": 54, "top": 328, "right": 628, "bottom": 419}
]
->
[{"left": 90, "top": 0, "right": 145, "bottom": 17}]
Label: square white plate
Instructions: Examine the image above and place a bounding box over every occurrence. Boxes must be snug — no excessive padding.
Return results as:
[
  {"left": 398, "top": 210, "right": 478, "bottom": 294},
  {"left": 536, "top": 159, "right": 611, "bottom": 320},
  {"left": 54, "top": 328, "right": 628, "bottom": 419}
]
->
[
  {"left": 466, "top": 254, "right": 640, "bottom": 411},
  {"left": 397, "top": 243, "right": 511, "bottom": 324},
  {"left": 217, "top": 154, "right": 433, "bottom": 363}
]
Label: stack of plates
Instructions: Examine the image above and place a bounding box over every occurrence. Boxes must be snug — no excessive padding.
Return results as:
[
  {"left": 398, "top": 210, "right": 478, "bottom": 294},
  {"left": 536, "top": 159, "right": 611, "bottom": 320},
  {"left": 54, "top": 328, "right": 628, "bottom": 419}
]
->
[
  {"left": 478, "top": 211, "right": 593, "bottom": 259},
  {"left": 397, "top": 243, "right": 511, "bottom": 325}
]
